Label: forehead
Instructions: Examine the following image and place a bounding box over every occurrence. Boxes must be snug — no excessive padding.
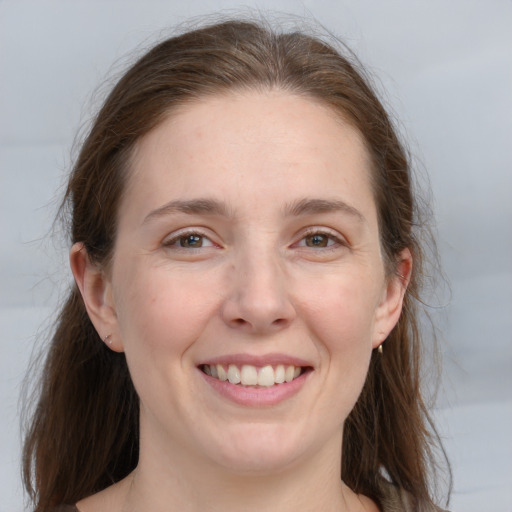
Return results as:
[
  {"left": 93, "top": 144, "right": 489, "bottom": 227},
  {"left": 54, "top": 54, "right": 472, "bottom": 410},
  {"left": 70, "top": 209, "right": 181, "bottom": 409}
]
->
[
  {"left": 123, "top": 90, "right": 376, "bottom": 224},
  {"left": 133, "top": 90, "right": 368, "bottom": 163}
]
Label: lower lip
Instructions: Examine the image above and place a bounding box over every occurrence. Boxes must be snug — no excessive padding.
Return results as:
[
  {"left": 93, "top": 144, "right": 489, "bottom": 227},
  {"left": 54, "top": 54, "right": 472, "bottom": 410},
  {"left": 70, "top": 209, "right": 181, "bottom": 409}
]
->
[{"left": 200, "top": 370, "right": 310, "bottom": 406}]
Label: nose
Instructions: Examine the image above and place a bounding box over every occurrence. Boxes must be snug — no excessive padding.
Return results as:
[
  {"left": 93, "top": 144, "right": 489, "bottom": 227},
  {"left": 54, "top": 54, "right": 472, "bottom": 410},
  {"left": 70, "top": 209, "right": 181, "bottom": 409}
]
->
[{"left": 221, "top": 249, "right": 296, "bottom": 334}]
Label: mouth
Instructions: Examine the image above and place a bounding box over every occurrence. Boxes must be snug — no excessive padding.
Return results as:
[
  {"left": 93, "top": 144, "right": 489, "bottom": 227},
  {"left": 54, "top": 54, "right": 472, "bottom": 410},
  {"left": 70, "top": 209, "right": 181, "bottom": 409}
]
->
[{"left": 199, "top": 363, "right": 310, "bottom": 388}]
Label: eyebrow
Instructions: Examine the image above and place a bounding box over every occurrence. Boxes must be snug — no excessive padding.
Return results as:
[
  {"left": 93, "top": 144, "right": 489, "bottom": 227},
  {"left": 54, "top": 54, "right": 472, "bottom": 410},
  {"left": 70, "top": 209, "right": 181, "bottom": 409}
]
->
[
  {"left": 143, "top": 198, "right": 231, "bottom": 224},
  {"left": 285, "top": 198, "right": 366, "bottom": 223},
  {"left": 143, "top": 197, "right": 366, "bottom": 224}
]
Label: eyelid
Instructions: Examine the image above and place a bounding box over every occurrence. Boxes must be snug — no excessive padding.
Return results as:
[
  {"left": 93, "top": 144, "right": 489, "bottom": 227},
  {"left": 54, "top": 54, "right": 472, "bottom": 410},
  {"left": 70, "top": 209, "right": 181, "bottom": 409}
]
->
[
  {"left": 162, "top": 228, "right": 219, "bottom": 249},
  {"left": 293, "top": 227, "right": 348, "bottom": 249},
  {"left": 161, "top": 226, "right": 347, "bottom": 250}
]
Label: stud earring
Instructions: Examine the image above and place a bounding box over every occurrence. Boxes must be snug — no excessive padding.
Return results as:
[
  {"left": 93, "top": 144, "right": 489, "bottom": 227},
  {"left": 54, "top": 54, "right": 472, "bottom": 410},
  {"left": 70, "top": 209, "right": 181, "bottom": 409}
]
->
[
  {"left": 378, "top": 344, "right": 383, "bottom": 354},
  {"left": 103, "top": 334, "right": 112, "bottom": 345}
]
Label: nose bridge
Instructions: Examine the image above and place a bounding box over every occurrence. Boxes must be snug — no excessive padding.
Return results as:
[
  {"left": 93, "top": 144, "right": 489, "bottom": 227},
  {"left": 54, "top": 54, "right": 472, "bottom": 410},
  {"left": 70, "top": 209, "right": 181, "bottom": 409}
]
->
[{"left": 222, "top": 238, "right": 295, "bottom": 332}]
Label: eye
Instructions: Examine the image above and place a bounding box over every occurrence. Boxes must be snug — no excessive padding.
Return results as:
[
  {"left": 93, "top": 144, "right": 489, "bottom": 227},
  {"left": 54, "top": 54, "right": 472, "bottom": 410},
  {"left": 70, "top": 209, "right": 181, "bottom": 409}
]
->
[
  {"left": 164, "top": 231, "right": 215, "bottom": 249},
  {"left": 303, "top": 233, "right": 333, "bottom": 248},
  {"left": 296, "top": 230, "right": 344, "bottom": 249}
]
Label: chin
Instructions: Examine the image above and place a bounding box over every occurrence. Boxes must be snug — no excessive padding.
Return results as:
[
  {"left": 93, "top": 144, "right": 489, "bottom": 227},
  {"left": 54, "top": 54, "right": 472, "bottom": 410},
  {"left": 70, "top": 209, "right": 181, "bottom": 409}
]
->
[{"left": 206, "top": 423, "right": 308, "bottom": 474}]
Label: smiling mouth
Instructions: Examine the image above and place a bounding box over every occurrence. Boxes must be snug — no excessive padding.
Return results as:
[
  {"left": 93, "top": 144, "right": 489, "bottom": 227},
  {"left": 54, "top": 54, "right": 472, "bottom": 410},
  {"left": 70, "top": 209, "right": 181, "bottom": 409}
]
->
[{"left": 199, "top": 364, "right": 309, "bottom": 387}]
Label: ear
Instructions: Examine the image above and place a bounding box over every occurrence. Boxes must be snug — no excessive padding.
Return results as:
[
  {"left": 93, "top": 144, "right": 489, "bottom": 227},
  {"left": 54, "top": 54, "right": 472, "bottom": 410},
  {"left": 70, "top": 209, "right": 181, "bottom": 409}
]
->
[
  {"left": 70, "top": 243, "right": 124, "bottom": 352},
  {"left": 372, "top": 248, "right": 413, "bottom": 348}
]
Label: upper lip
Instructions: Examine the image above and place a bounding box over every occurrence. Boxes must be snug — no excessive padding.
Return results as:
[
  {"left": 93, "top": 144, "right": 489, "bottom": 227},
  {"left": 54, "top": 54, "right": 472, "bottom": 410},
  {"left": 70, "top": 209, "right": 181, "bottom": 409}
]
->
[{"left": 197, "top": 353, "right": 312, "bottom": 368}]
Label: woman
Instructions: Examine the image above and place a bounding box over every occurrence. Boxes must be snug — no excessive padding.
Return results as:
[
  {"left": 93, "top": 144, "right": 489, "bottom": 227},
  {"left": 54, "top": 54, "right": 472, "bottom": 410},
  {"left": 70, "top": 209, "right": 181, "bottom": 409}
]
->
[{"left": 23, "top": 18, "right": 450, "bottom": 512}]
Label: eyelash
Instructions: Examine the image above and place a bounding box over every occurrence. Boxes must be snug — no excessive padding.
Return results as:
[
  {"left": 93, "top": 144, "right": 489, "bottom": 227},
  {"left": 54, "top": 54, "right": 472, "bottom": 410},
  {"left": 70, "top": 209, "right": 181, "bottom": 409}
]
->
[
  {"left": 294, "top": 228, "right": 347, "bottom": 251},
  {"left": 162, "top": 230, "right": 215, "bottom": 250},
  {"left": 162, "top": 228, "right": 347, "bottom": 252}
]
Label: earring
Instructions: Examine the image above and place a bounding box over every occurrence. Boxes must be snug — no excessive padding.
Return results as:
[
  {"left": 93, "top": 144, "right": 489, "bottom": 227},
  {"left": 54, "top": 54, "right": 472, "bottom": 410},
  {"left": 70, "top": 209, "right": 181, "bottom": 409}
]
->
[
  {"left": 103, "top": 334, "right": 112, "bottom": 345},
  {"left": 378, "top": 344, "right": 383, "bottom": 354}
]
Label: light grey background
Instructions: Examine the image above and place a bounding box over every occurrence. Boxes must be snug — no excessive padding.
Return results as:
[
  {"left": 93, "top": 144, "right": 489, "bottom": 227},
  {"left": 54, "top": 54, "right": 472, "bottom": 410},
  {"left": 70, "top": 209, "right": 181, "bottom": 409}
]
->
[{"left": 1, "top": 1, "right": 511, "bottom": 510}]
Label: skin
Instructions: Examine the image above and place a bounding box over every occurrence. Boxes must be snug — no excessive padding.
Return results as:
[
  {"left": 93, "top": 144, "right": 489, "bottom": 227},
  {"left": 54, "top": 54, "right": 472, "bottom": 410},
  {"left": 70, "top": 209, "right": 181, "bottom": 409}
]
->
[{"left": 71, "top": 90, "right": 411, "bottom": 512}]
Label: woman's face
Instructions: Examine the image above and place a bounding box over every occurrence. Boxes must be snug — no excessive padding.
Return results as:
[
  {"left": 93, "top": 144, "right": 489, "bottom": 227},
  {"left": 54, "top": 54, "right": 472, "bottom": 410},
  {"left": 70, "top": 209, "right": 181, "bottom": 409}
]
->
[{"left": 96, "top": 91, "right": 406, "bottom": 474}]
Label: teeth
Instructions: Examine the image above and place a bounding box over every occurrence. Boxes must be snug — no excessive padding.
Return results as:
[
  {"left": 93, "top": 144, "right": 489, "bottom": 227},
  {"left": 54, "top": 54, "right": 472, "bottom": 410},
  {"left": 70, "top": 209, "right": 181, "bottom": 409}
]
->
[
  {"left": 204, "top": 363, "right": 303, "bottom": 387},
  {"left": 227, "top": 364, "right": 241, "bottom": 384},
  {"left": 274, "top": 365, "right": 285, "bottom": 383},
  {"left": 257, "top": 365, "right": 275, "bottom": 387},
  {"left": 285, "top": 365, "right": 295, "bottom": 383},
  {"left": 241, "top": 365, "right": 258, "bottom": 385},
  {"left": 217, "top": 364, "right": 227, "bottom": 381}
]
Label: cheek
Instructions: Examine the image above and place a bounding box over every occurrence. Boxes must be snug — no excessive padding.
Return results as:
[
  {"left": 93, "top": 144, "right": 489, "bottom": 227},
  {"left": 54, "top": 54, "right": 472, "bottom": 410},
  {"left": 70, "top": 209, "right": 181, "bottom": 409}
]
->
[
  {"left": 297, "top": 272, "right": 380, "bottom": 407},
  {"left": 299, "top": 272, "right": 381, "bottom": 352},
  {"left": 113, "top": 263, "right": 220, "bottom": 361},
  {"left": 112, "top": 264, "right": 223, "bottom": 418}
]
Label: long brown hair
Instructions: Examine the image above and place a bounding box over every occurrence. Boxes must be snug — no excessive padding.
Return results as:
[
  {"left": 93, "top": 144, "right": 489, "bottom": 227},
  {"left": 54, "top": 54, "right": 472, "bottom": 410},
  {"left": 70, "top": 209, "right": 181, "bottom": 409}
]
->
[{"left": 22, "top": 18, "right": 450, "bottom": 511}]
